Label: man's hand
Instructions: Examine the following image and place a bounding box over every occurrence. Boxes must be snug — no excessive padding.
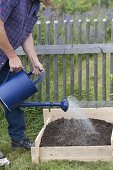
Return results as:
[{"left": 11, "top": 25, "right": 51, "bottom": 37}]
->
[
  {"left": 40, "top": 0, "right": 52, "bottom": 6},
  {"left": 9, "top": 56, "right": 23, "bottom": 72},
  {"left": 32, "top": 60, "right": 44, "bottom": 75}
]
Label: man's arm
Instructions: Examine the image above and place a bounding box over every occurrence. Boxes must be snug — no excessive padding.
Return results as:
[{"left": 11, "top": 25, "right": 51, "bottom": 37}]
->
[
  {"left": 0, "top": 19, "right": 22, "bottom": 71},
  {"left": 22, "top": 33, "right": 44, "bottom": 75},
  {"left": 22, "top": 0, "right": 52, "bottom": 74}
]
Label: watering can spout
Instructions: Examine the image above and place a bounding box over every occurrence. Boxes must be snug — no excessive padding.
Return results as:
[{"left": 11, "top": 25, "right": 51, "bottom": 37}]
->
[
  {"left": 60, "top": 98, "right": 69, "bottom": 112},
  {"left": 20, "top": 98, "right": 69, "bottom": 112}
]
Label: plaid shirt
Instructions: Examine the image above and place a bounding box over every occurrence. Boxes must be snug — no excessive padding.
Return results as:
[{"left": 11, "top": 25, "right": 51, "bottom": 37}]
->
[{"left": 0, "top": 0, "right": 40, "bottom": 70}]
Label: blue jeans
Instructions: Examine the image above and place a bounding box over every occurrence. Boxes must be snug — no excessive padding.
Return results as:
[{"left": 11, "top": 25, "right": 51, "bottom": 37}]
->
[{"left": 0, "top": 62, "right": 26, "bottom": 141}]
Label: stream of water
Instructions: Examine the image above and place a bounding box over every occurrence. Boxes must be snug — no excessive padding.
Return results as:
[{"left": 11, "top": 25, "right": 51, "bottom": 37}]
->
[{"left": 67, "top": 96, "right": 96, "bottom": 134}]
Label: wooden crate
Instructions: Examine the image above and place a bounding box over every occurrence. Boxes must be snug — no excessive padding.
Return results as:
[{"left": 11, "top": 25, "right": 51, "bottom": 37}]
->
[{"left": 31, "top": 108, "right": 113, "bottom": 163}]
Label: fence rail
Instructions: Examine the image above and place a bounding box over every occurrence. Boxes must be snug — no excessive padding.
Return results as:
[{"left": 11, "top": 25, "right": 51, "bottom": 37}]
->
[
  {"left": 16, "top": 44, "right": 113, "bottom": 55},
  {"left": 16, "top": 18, "right": 113, "bottom": 102}
]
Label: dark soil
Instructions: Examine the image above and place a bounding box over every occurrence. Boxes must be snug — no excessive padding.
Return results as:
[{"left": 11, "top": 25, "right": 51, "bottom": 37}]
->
[{"left": 40, "top": 118, "right": 113, "bottom": 147}]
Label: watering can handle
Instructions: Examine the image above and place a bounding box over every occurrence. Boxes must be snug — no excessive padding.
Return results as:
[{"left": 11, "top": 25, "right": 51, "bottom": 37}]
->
[
  {"left": 28, "top": 71, "right": 44, "bottom": 84},
  {"left": 0, "top": 70, "right": 44, "bottom": 86}
]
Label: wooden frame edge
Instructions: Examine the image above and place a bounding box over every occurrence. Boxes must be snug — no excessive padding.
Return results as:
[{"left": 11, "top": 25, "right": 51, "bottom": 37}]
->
[{"left": 31, "top": 117, "right": 52, "bottom": 163}]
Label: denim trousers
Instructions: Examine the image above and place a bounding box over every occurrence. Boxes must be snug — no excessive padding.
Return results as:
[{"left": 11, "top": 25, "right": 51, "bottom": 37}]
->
[{"left": 0, "top": 62, "right": 26, "bottom": 141}]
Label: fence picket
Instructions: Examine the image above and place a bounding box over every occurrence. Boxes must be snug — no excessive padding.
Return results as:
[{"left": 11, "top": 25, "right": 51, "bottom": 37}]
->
[
  {"left": 94, "top": 19, "right": 98, "bottom": 101},
  {"left": 86, "top": 19, "right": 90, "bottom": 100},
  {"left": 78, "top": 19, "right": 82, "bottom": 100},
  {"left": 54, "top": 20, "right": 59, "bottom": 100},
  {"left": 45, "top": 21, "right": 50, "bottom": 101},
  {"left": 36, "top": 21, "right": 42, "bottom": 101},
  {"left": 70, "top": 20, "right": 74, "bottom": 95},
  {"left": 63, "top": 20, "right": 67, "bottom": 97},
  {"left": 37, "top": 21, "right": 42, "bottom": 45},
  {"left": 102, "top": 19, "right": 107, "bottom": 100}
]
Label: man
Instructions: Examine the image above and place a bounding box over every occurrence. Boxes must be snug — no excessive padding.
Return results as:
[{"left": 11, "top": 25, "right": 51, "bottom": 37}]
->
[{"left": 0, "top": 0, "right": 51, "bottom": 166}]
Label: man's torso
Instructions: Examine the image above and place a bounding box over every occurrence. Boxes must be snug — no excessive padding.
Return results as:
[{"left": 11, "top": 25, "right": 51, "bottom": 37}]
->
[{"left": 0, "top": 0, "right": 40, "bottom": 70}]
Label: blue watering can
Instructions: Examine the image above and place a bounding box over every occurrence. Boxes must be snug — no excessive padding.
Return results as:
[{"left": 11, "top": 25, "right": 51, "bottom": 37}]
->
[{"left": 0, "top": 70, "right": 69, "bottom": 112}]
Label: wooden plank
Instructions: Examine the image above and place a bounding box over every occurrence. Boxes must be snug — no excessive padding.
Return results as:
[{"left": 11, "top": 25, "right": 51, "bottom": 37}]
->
[
  {"left": 100, "top": 20, "right": 107, "bottom": 101},
  {"left": 70, "top": 56, "right": 74, "bottom": 95},
  {"left": 86, "top": 19, "right": 90, "bottom": 44},
  {"left": 39, "top": 146, "right": 112, "bottom": 162},
  {"left": 36, "top": 21, "right": 43, "bottom": 101},
  {"left": 78, "top": 20, "right": 82, "bottom": 100},
  {"left": 63, "top": 55, "right": 66, "bottom": 97},
  {"left": 16, "top": 44, "right": 113, "bottom": 55},
  {"left": 46, "top": 21, "right": 51, "bottom": 45},
  {"left": 31, "top": 117, "right": 52, "bottom": 163},
  {"left": 94, "top": 19, "right": 98, "bottom": 100},
  {"left": 54, "top": 20, "right": 59, "bottom": 45},
  {"left": 70, "top": 20, "right": 74, "bottom": 45},
  {"left": 37, "top": 21, "right": 42, "bottom": 45},
  {"left": 43, "top": 107, "right": 113, "bottom": 123},
  {"left": 70, "top": 20, "right": 74, "bottom": 95},
  {"left": 37, "top": 56, "right": 43, "bottom": 101},
  {"left": 45, "top": 21, "right": 50, "bottom": 100},
  {"left": 54, "top": 20, "right": 58, "bottom": 100},
  {"left": 78, "top": 55, "right": 82, "bottom": 99},
  {"left": 86, "top": 55, "right": 89, "bottom": 100},
  {"left": 86, "top": 19, "right": 90, "bottom": 100},
  {"left": 102, "top": 53, "right": 106, "bottom": 100},
  {"left": 63, "top": 20, "right": 67, "bottom": 97},
  {"left": 54, "top": 56, "right": 58, "bottom": 100},
  {"left": 63, "top": 21, "right": 67, "bottom": 99},
  {"left": 94, "top": 19, "right": 98, "bottom": 44},
  {"left": 102, "top": 19, "right": 107, "bottom": 100},
  {"left": 64, "top": 20, "right": 68, "bottom": 44},
  {"left": 45, "top": 56, "right": 50, "bottom": 100},
  {"left": 78, "top": 19, "right": 82, "bottom": 44},
  {"left": 94, "top": 55, "right": 98, "bottom": 100},
  {"left": 31, "top": 147, "right": 38, "bottom": 163},
  {"left": 102, "top": 19, "right": 107, "bottom": 44}
]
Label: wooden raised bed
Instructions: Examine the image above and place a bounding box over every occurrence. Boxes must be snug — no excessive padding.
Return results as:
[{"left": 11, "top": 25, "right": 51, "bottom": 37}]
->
[{"left": 31, "top": 108, "right": 113, "bottom": 163}]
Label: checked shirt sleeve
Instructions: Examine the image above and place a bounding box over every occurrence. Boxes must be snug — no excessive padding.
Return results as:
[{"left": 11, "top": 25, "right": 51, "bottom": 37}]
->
[{"left": 0, "top": 0, "right": 18, "bottom": 22}]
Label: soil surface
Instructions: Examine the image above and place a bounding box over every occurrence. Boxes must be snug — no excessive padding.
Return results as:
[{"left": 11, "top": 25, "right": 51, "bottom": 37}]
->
[{"left": 40, "top": 118, "right": 113, "bottom": 147}]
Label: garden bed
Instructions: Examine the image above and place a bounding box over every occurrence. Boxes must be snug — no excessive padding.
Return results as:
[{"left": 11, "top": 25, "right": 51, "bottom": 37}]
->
[
  {"left": 40, "top": 118, "right": 113, "bottom": 147},
  {"left": 31, "top": 108, "right": 113, "bottom": 163}
]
